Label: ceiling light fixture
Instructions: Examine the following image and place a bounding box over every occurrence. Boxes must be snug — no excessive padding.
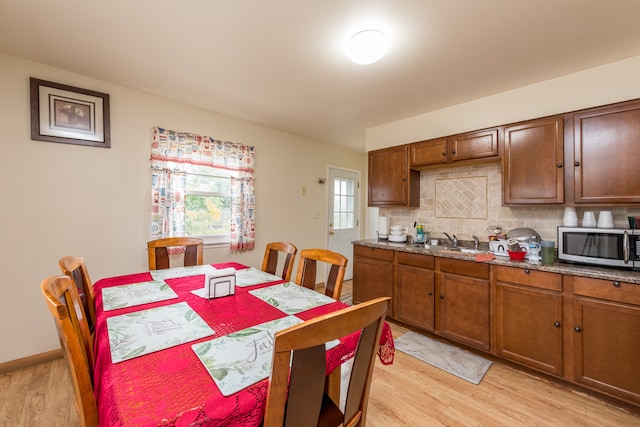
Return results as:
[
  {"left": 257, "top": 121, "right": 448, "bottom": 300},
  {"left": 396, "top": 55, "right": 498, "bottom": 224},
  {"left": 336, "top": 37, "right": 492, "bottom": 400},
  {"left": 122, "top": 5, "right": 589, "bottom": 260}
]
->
[{"left": 345, "top": 29, "right": 389, "bottom": 65}]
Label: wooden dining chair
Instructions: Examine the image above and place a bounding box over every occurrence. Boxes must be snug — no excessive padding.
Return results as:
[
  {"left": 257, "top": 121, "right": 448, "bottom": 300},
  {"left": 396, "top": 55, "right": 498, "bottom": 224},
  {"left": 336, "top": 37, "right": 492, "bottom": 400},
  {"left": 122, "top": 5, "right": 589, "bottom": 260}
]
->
[
  {"left": 263, "top": 296, "right": 390, "bottom": 427},
  {"left": 295, "top": 249, "right": 348, "bottom": 300},
  {"left": 261, "top": 241, "right": 297, "bottom": 281},
  {"left": 147, "top": 237, "right": 204, "bottom": 270},
  {"left": 58, "top": 256, "right": 96, "bottom": 334},
  {"left": 40, "top": 275, "right": 98, "bottom": 427}
]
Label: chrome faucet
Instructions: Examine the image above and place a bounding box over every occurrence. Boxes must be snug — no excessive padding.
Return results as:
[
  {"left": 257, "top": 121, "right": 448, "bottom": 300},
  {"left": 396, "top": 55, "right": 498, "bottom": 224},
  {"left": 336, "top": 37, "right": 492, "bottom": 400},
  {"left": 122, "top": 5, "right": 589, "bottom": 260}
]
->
[
  {"left": 443, "top": 232, "right": 458, "bottom": 247},
  {"left": 473, "top": 235, "right": 480, "bottom": 250}
]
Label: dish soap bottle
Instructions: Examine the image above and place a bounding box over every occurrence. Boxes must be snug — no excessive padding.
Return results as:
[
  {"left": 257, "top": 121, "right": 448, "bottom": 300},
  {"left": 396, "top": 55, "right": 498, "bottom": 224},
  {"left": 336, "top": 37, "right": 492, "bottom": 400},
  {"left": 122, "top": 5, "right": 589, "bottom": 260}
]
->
[{"left": 528, "top": 235, "right": 541, "bottom": 264}]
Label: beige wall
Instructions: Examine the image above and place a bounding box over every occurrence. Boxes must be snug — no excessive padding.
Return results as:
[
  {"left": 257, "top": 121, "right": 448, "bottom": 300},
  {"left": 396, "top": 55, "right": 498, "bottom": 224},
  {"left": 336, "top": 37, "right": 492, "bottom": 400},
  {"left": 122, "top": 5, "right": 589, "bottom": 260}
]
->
[
  {"left": 366, "top": 54, "right": 640, "bottom": 243},
  {"left": 0, "top": 52, "right": 366, "bottom": 363},
  {"left": 366, "top": 55, "right": 640, "bottom": 150}
]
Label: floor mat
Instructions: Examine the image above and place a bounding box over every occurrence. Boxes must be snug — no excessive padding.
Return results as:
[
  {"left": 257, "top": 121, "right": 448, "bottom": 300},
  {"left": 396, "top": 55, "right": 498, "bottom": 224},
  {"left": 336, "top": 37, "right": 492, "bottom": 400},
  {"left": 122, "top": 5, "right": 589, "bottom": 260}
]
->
[{"left": 394, "top": 331, "right": 492, "bottom": 384}]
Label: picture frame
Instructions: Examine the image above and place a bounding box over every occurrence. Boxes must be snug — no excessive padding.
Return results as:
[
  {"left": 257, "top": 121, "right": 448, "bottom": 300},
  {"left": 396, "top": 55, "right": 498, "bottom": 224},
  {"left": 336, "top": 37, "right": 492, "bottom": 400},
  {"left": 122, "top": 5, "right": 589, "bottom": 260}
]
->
[{"left": 30, "top": 77, "right": 111, "bottom": 148}]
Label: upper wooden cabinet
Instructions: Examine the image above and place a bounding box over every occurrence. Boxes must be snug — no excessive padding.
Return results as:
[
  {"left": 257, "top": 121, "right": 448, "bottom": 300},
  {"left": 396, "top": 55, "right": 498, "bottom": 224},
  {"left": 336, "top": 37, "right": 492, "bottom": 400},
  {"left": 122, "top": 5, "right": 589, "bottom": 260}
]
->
[
  {"left": 410, "top": 128, "right": 499, "bottom": 168},
  {"left": 572, "top": 99, "right": 640, "bottom": 204},
  {"left": 502, "top": 116, "right": 564, "bottom": 205},
  {"left": 368, "top": 145, "right": 420, "bottom": 207}
]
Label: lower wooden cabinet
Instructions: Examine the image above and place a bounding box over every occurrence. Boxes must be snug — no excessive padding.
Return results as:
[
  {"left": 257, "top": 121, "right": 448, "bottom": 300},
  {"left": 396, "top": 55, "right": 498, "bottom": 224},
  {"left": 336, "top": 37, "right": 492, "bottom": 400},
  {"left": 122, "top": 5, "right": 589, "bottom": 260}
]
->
[
  {"left": 395, "top": 252, "right": 435, "bottom": 331},
  {"left": 352, "top": 243, "right": 640, "bottom": 408},
  {"left": 494, "top": 266, "right": 563, "bottom": 375},
  {"left": 572, "top": 276, "right": 640, "bottom": 405},
  {"left": 352, "top": 245, "right": 394, "bottom": 318},
  {"left": 436, "top": 258, "right": 490, "bottom": 351}
]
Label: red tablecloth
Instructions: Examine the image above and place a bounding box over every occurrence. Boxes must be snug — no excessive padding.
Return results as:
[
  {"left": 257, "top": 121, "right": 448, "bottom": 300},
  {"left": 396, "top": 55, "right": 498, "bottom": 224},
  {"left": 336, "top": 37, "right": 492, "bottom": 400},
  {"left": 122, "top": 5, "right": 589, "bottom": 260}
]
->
[{"left": 93, "top": 263, "right": 394, "bottom": 426}]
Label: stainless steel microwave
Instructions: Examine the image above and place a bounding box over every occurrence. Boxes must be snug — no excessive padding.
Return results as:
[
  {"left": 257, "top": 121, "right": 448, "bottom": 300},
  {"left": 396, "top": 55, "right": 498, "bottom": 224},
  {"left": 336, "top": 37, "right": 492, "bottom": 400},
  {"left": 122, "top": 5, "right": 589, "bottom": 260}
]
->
[{"left": 557, "top": 226, "right": 640, "bottom": 269}]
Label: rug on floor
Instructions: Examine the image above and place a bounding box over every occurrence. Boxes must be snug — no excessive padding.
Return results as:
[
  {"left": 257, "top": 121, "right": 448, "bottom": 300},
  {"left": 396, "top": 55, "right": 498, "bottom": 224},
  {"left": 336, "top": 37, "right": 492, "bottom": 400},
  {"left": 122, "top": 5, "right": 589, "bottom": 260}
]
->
[
  {"left": 340, "top": 293, "right": 352, "bottom": 305},
  {"left": 394, "top": 331, "right": 492, "bottom": 385}
]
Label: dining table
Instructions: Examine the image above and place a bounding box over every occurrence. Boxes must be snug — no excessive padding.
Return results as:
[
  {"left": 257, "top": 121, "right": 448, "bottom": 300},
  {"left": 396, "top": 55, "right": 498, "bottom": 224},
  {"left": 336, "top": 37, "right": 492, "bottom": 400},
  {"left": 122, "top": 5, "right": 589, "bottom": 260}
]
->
[{"left": 93, "top": 262, "right": 395, "bottom": 426}]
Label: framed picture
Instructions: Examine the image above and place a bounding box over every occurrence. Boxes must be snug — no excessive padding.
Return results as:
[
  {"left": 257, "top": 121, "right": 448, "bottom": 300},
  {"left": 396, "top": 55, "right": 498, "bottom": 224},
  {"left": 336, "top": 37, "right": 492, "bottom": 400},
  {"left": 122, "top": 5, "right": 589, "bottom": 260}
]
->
[{"left": 30, "top": 78, "right": 110, "bottom": 148}]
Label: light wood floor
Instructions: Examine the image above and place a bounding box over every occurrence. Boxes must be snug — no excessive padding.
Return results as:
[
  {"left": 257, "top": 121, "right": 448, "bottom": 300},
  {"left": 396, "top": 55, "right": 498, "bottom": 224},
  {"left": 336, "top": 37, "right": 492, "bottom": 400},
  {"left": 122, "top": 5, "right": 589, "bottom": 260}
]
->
[{"left": 2, "top": 280, "right": 638, "bottom": 426}]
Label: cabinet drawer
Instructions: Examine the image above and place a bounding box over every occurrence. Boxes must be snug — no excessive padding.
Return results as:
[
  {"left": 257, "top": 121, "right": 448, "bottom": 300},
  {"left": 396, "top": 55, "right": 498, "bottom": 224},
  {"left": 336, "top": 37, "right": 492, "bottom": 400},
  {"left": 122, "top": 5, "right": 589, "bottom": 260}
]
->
[
  {"left": 396, "top": 252, "right": 434, "bottom": 269},
  {"left": 573, "top": 276, "right": 640, "bottom": 305},
  {"left": 437, "top": 257, "right": 489, "bottom": 279},
  {"left": 354, "top": 245, "right": 394, "bottom": 262},
  {"left": 495, "top": 266, "right": 562, "bottom": 292}
]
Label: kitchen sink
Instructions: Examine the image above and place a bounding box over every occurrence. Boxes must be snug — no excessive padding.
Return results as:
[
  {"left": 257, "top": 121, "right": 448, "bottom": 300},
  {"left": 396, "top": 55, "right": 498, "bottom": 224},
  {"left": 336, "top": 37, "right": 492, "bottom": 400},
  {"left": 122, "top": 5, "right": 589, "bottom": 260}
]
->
[{"left": 459, "top": 248, "right": 489, "bottom": 255}]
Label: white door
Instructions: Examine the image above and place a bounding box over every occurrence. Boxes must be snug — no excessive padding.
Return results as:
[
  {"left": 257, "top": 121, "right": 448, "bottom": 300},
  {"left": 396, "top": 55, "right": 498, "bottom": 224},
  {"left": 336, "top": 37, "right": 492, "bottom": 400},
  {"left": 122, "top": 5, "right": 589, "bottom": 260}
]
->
[{"left": 327, "top": 167, "right": 359, "bottom": 280}]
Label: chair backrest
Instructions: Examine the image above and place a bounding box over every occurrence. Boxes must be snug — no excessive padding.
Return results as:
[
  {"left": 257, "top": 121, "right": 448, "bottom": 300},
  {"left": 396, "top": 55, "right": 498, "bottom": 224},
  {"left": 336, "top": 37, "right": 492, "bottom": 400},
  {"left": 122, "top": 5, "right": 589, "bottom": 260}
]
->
[
  {"left": 264, "top": 296, "right": 390, "bottom": 427},
  {"left": 147, "top": 237, "right": 204, "bottom": 270},
  {"left": 58, "top": 256, "right": 96, "bottom": 334},
  {"left": 261, "top": 241, "right": 297, "bottom": 281},
  {"left": 40, "top": 275, "right": 98, "bottom": 427},
  {"left": 295, "top": 249, "right": 348, "bottom": 300}
]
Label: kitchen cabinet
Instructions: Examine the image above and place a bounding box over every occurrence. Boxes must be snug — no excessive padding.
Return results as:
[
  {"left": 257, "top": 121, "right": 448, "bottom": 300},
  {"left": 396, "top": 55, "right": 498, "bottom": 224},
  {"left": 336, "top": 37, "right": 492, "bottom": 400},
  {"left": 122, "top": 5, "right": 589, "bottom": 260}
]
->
[
  {"left": 395, "top": 252, "right": 435, "bottom": 331},
  {"left": 494, "top": 266, "right": 563, "bottom": 375},
  {"left": 410, "top": 128, "right": 499, "bottom": 168},
  {"left": 368, "top": 145, "right": 420, "bottom": 207},
  {"left": 352, "top": 245, "right": 394, "bottom": 318},
  {"left": 571, "top": 276, "right": 640, "bottom": 405},
  {"left": 502, "top": 115, "right": 564, "bottom": 204},
  {"left": 435, "top": 258, "right": 490, "bottom": 351},
  {"left": 572, "top": 99, "right": 640, "bottom": 204}
]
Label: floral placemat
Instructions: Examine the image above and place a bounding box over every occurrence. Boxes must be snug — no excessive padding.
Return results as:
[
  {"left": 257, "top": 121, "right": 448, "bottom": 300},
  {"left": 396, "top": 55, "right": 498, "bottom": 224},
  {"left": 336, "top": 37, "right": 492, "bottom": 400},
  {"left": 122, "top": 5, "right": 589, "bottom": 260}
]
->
[
  {"left": 150, "top": 265, "right": 219, "bottom": 281},
  {"left": 249, "top": 282, "right": 336, "bottom": 314},
  {"left": 192, "top": 316, "right": 302, "bottom": 396},
  {"left": 235, "top": 267, "right": 282, "bottom": 287},
  {"left": 107, "top": 302, "right": 214, "bottom": 363},
  {"left": 102, "top": 280, "right": 178, "bottom": 311}
]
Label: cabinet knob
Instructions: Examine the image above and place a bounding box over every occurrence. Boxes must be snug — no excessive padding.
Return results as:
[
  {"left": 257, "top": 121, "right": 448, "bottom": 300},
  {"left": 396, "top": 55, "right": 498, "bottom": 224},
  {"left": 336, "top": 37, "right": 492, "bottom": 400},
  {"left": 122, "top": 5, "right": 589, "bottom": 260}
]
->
[
  {"left": 428, "top": 291, "right": 433, "bottom": 296},
  {"left": 441, "top": 152, "right": 446, "bottom": 157},
  {"left": 613, "top": 281, "right": 621, "bottom": 288},
  {"left": 574, "top": 161, "right": 580, "bottom": 167},
  {"left": 439, "top": 294, "right": 445, "bottom": 299},
  {"left": 451, "top": 150, "right": 456, "bottom": 155},
  {"left": 554, "top": 321, "right": 561, "bottom": 328},
  {"left": 574, "top": 326, "right": 581, "bottom": 332},
  {"left": 557, "top": 163, "right": 563, "bottom": 168},
  {"left": 524, "top": 269, "right": 530, "bottom": 274}
]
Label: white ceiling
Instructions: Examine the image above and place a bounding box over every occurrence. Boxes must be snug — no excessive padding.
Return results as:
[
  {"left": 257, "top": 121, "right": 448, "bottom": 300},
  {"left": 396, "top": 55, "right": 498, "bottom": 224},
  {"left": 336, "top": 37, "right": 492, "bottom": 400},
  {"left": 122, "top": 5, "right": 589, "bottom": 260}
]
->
[{"left": 2, "top": 0, "right": 640, "bottom": 152}]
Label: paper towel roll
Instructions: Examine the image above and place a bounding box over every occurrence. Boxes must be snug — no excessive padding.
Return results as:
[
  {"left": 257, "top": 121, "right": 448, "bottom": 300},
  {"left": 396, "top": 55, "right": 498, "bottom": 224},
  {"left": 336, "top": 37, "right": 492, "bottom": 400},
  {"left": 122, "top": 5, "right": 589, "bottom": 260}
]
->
[{"left": 378, "top": 215, "right": 389, "bottom": 237}]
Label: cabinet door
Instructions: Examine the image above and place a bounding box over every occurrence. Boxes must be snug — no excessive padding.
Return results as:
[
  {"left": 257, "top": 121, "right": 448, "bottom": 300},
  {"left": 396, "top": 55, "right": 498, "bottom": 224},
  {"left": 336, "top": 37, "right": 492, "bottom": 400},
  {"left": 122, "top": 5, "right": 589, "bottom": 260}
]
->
[
  {"left": 436, "top": 272, "right": 490, "bottom": 350},
  {"left": 573, "top": 296, "right": 640, "bottom": 405},
  {"left": 395, "top": 264, "right": 435, "bottom": 331},
  {"left": 495, "top": 283, "right": 563, "bottom": 375},
  {"left": 503, "top": 116, "right": 564, "bottom": 204},
  {"left": 573, "top": 100, "right": 640, "bottom": 204},
  {"left": 368, "top": 145, "right": 419, "bottom": 207},
  {"left": 450, "top": 128, "right": 499, "bottom": 162},
  {"left": 353, "top": 256, "right": 394, "bottom": 317},
  {"left": 410, "top": 138, "right": 448, "bottom": 167}
]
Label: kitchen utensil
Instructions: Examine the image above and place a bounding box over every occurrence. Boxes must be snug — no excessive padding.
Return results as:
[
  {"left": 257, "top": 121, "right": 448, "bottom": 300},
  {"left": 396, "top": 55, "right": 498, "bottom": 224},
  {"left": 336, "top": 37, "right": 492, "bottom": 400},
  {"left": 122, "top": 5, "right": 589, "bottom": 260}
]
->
[
  {"left": 597, "top": 211, "right": 614, "bottom": 228},
  {"left": 582, "top": 211, "right": 596, "bottom": 227},
  {"left": 541, "top": 240, "right": 555, "bottom": 265},
  {"left": 507, "top": 238, "right": 521, "bottom": 252},
  {"left": 563, "top": 207, "right": 578, "bottom": 227},
  {"left": 506, "top": 228, "right": 540, "bottom": 242},
  {"left": 486, "top": 225, "right": 502, "bottom": 236},
  {"left": 508, "top": 250, "right": 526, "bottom": 261}
]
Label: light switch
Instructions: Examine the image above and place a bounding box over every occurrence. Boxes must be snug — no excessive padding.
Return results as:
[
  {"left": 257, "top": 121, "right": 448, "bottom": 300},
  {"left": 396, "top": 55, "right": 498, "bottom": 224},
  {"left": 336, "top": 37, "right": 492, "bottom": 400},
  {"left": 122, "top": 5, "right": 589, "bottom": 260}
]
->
[{"left": 301, "top": 186, "right": 307, "bottom": 196}]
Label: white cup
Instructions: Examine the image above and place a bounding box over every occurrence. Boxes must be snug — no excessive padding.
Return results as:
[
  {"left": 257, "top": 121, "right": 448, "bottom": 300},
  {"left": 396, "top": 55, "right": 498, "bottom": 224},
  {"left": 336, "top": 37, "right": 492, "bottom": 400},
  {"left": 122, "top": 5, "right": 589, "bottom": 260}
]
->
[
  {"left": 582, "top": 211, "right": 596, "bottom": 227},
  {"left": 597, "top": 211, "right": 614, "bottom": 228},
  {"left": 563, "top": 207, "right": 578, "bottom": 227}
]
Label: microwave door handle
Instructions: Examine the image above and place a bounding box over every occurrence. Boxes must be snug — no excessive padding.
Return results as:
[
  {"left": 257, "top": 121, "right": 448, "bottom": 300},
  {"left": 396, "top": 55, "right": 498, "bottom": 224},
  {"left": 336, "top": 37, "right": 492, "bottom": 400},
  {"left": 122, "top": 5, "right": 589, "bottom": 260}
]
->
[{"left": 624, "top": 231, "right": 630, "bottom": 263}]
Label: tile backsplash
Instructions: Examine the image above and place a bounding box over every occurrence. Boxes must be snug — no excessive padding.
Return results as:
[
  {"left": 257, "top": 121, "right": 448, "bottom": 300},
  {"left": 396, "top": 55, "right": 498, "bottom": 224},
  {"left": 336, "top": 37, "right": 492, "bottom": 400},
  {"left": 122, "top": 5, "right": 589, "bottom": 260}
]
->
[{"left": 379, "top": 162, "right": 640, "bottom": 244}]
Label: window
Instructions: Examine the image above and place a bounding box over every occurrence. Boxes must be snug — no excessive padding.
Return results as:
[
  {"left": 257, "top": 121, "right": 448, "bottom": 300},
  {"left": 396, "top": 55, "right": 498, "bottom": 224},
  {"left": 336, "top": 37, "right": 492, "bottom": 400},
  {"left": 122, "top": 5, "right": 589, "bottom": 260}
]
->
[
  {"left": 185, "top": 174, "right": 231, "bottom": 244},
  {"left": 150, "top": 127, "right": 256, "bottom": 252},
  {"left": 333, "top": 178, "right": 355, "bottom": 230}
]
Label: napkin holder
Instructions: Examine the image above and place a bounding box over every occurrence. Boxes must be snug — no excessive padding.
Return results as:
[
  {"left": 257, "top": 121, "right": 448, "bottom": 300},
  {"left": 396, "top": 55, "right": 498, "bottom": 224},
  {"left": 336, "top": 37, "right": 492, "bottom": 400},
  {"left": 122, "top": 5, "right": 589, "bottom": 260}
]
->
[{"left": 191, "top": 267, "right": 236, "bottom": 299}]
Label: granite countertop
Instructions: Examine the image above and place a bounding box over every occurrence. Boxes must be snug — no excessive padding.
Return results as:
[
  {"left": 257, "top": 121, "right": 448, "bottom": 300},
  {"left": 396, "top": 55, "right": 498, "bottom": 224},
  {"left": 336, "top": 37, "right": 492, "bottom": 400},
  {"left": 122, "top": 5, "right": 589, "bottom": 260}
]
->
[{"left": 353, "top": 239, "right": 640, "bottom": 285}]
